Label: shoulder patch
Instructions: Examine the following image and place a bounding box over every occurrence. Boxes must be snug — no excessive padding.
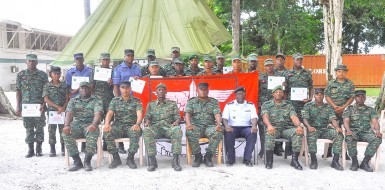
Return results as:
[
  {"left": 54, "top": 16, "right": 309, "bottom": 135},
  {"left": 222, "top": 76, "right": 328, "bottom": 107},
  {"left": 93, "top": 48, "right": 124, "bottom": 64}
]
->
[
  {"left": 227, "top": 101, "right": 234, "bottom": 105},
  {"left": 246, "top": 101, "right": 254, "bottom": 105}
]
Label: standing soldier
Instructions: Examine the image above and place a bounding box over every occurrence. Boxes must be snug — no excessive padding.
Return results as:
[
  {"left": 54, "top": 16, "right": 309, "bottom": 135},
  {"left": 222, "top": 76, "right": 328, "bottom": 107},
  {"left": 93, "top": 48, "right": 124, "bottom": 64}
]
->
[
  {"left": 262, "top": 85, "right": 304, "bottom": 170},
  {"left": 185, "top": 83, "right": 223, "bottom": 167},
  {"left": 302, "top": 88, "right": 344, "bottom": 170},
  {"left": 16, "top": 54, "right": 48, "bottom": 158},
  {"left": 247, "top": 54, "right": 259, "bottom": 73},
  {"left": 343, "top": 90, "right": 382, "bottom": 172},
  {"left": 141, "top": 49, "right": 166, "bottom": 77},
  {"left": 274, "top": 53, "right": 288, "bottom": 77},
  {"left": 215, "top": 54, "right": 225, "bottom": 74},
  {"left": 143, "top": 61, "right": 162, "bottom": 77},
  {"left": 197, "top": 56, "right": 219, "bottom": 76},
  {"left": 62, "top": 82, "right": 103, "bottom": 171},
  {"left": 185, "top": 54, "right": 203, "bottom": 76},
  {"left": 103, "top": 81, "right": 143, "bottom": 169},
  {"left": 143, "top": 83, "right": 183, "bottom": 172},
  {"left": 163, "top": 47, "right": 181, "bottom": 74},
  {"left": 227, "top": 55, "right": 244, "bottom": 74},
  {"left": 43, "top": 66, "right": 69, "bottom": 157},
  {"left": 166, "top": 58, "right": 187, "bottom": 77},
  {"left": 325, "top": 64, "right": 355, "bottom": 158}
]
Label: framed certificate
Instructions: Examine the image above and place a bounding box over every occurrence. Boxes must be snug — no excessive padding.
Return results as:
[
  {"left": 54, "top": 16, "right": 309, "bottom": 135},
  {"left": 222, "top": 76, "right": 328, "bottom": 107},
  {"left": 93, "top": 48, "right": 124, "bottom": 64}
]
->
[
  {"left": 48, "top": 111, "right": 65, "bottom": 124},
  {"left": 94, "top": 67, "right": 112, "bottom": 81},
  {"left": 22, "top": 104, "right": 41, "bottom": 117},
  {"left": 268, "top": 76, "right": 286, "bottom": 90},
  {"left": 290, "top": 88, "right": 308, "bottom": 101},
  {"left": 71, "top": 76, "right": 89, "bottom": 89}
]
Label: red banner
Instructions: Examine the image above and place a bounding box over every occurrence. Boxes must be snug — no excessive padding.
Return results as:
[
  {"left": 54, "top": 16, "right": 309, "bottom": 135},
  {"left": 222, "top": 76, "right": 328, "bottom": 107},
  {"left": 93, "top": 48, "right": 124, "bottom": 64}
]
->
[{"left": 133, "top": 72, "right": 259, "bottom": 119}]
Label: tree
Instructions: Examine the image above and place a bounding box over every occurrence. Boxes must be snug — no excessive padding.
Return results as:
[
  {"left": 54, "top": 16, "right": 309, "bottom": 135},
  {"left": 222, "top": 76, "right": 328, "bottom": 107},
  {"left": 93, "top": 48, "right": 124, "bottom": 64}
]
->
[{"left": 231, "top": 0, "right": 241, "bottom": 54}]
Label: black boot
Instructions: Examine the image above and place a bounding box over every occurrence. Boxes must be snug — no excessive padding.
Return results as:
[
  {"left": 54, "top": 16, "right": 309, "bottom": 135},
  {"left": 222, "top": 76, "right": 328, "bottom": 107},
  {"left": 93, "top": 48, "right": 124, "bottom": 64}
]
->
[
  {"left": 286, "top": 143, "right": 293, "bottom": 156},
  {"left": 109, "top": 152, "right": 122, "bottom": 169},
  {"left": 331, "top": 154, "right": 343, "bottom": 171},
  {"left": 147, "top": 156, "right": 157, "bottom": 172},
  {"left": 310, "top": 153, "right": 318, "bottom": 169},
  {"left": 81, "top": 142, "right": 86, "bottom": 152},
  {"left": 25, "top": 143, "right": 34, "bottom": 158},
  {"left": 265, "top": 150, "right": 274, "bottom": 169},
  {"left": 273, "top": 145, "right": 283, "bottom": 156},
  {"left": 68, "top": 154, "right": 83, "bottom": 171},
  {"left": 345, "top": 152, "right": 351, "bottom": 160},
  {"left": 322, "top": 146, "right": 333, "bottom": 158},
  {"left": 102, "top": 138, "right": 107, "bottom": 151},
  {"left": 204, "top": 152, "right": 214, "bottom": 167},
  {"left": 36, "top": 142, "right": 43, "bottom": 157},
  {"left": 84, "top": 154, "right": 93, "bottom": 171},
  {"left": 192, "top": 153, "right": 203, "bottom": 167},
  {"left": 118, "top": 142, "right": 127, "bottom": 154},
  {"left": 350, "top": 155, "right": 359, "bottom": 171},
  {"left": 290, "top": 152, "right": 303, "bottom": 170},
  {"left": 61, "top": 143, "right": 65, "bottom": 156},
  {"left": 172, "top": 155, "right": 182, "bottom": 171},
  {"left": 360, "top": 155, "right": 373, "bottom": 172},
  {"left": 126, "top": 152, "right": 137, "bottom": 169},
  {"left": 49, "top": 144, "right": 56, "bottom": 157}
]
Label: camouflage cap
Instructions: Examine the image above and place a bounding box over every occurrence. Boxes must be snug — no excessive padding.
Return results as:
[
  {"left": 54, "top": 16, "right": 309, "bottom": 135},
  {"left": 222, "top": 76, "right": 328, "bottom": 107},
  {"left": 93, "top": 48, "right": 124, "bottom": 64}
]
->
[
  {"left": 216, "top": 54, "right": 225, "bottom": 59},
  {"left": 198, "top": 82, "right": 209, "bottom": 89},
  {"left": 248, "top": 55, "right": 258, "bottom": 61},
  {"left": 147, "top": 49, "right": 155, "bottom": 57},
  {"left": 355, "top": 90, "right": 366, "bottom": 96},
  {"left": 100, "top": 53, "right": 110, "bottom": 59},
  {"left": 314, "top": 88, "right": 325, "bottom": 94},
  {"left": 79, "top": 81, "right": 91, "bottom": 87},
  {"left": 74, "top": 53, "right": 84, "bottom": 59},
  {"left": 234, "top": 86, "right": 246, "bottom": 93},
  {"left": 149, "top": 61, "right": 159, "bottom": 66},
  {"left": 264, "top": 58, "right": 274, "bottom": 66},
  {"left": 120, "top": 81, "right": 131, "bottom": 87},
  {"left": 272, "top": 85, "right": 284, "bottom": 93},
  {"left": 334, "top": 64, "right": 348, "bottom": 71},
  {"left": 232, "top": 55, "right": 242, "bottom": 62},
  {"left": 189, "top": 54, "right": 199, "bottom": 60},
  {"left": 156, "top": 83, "right": 167, "bottom": 89},
  {"left": 124, "top": 49, "right": 134, "bottom": 55},
  {"left": 50, "top": 66, "right": 61, "bottom": 74},
  {"left": 276, "top": 53, "right": 286, "bottom": 60},
  {"left": 171, "top": 47, "right": 180, "bottom": 53},
  {"left": 293, "top": 53, "right": 303, "bottom": 59},
  {"left": 173, "top": 58, "right": 184, "bottom": 64},
  {"left": 26, "top": 54, "right": 38, "bottom": 61},
  {"left": 203, "top": 55, "right": 213, "bottom": 62}
]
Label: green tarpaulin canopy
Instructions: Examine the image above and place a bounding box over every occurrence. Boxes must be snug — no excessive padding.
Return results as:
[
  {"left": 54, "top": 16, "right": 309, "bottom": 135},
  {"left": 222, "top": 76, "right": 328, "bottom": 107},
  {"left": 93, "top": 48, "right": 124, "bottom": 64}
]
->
[{"left": 52, "top": 0, "right": 231, "bottom": 65}]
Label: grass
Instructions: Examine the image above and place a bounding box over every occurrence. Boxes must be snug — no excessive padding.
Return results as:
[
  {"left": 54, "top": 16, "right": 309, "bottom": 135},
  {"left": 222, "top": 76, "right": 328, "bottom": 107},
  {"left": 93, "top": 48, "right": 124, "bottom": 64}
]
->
[{"left": 356, "top": 88, "right": 380, "bottom": 96}]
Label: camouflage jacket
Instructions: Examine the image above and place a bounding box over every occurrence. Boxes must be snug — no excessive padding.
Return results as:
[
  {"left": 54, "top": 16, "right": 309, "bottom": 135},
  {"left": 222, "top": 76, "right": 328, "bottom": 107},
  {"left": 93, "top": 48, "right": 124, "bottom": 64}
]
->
[
  {"left": 185, "top": 97, "right": 221, "bottom": 126},
  {"left": 343, "top": 104, "right": 377, "bottom": 131},
  {"left": 108, "top": 96, "right": 143, "bottom": 125},
  {"left": 261, "top": 100, "right": 297, "bottom": 129},
  {"left": 286, "top": 67, "right": 313, "bottom": 99},
  {"left": 16, "top": 69, "right": 48, "bottom": 104},
  {"left": 66, "top": 95, "right": 103, "bottom": 124},
  {"left": 274, "top": 67, "right": 288, "bottom": 77},
  {"left": 185, "top": 67, "right": 203, "bottom": 76},
  {"left": 196, "top": 69, "right": 221, "bottom": 76},
  {"left": 141, "top": 65, "right": 166, "bottom": 77},
  {"left": 325, "top": 78, "right": 355, "bottom": 107},
  {"left": 42, "top": 81, "right": 68, "bottom": 111},
  {"left": 145, "top": 99, "right": 180, "bottom": 127},
  {"left": 302, "top": 102, "right": 336, "bottom": 129}
]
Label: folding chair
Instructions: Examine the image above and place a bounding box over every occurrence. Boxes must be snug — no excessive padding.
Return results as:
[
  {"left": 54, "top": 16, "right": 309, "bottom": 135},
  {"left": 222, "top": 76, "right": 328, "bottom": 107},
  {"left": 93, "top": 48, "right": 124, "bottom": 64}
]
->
[
  {"left": 186, "top": 138, "right": 223, "bottom": 165},
  {"left": 222, "top": 136, "right": 259, "bottom": 165}
]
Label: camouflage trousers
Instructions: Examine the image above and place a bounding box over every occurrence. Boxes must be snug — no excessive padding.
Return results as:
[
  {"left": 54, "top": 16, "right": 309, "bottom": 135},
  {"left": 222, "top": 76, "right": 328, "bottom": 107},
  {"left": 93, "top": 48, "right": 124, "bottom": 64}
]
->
[
  {"left": 62, "top": 123, "right": 100, "bottom": 157},
  {"left": 48, "top": 124, "right": 64, "bottom": 144},
  {"left": 103, "top": 123, "right": 142, "bottom": 154},
  {"left": 265, "top": 128, "right": 303, "bottom": 152},
  {"left": 143, "top": 125, "right": 182, "bottom": 156},
  {"left": 291, "top": 101, "right": 305, "bottom": 121},
  {"left": 307, "top": 128, "right": 344, "bottom": 154},
  {"left": 186, "top": 125, "right": 222, "bottom": 154},
  {"left": 345, "top": 129, "right": 382, "bottom": 157},
  {"left": 23, "top": 116, "right": 46, "bottom": 144}
]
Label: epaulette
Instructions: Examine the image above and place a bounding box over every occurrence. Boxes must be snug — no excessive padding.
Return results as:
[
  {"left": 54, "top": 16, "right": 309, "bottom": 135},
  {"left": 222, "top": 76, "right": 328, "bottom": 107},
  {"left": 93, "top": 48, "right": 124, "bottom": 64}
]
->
[
  {"left": 227, "top": 101, "right": 234, "bottom": 105},
  {"left": 188, "top": 97, "right": 197, "bottom": 101},
  {"left": 246, "top": 101, "right": 254, "bottom": 105}
]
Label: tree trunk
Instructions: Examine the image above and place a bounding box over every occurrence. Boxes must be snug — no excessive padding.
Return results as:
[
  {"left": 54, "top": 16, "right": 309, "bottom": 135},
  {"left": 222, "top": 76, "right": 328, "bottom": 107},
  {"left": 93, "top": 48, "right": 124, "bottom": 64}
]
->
[
  {"left": 84, "top": 0, "right": 91, "bottom": 21},
  {"left": 320, "top": 0, "right": 344, "bottom": 81},
  {"left": 232, "top": 0, "right": 240, "bottom": 54},
  {"left": 352, "top": 29, "right": 360, "bottom": 54}
]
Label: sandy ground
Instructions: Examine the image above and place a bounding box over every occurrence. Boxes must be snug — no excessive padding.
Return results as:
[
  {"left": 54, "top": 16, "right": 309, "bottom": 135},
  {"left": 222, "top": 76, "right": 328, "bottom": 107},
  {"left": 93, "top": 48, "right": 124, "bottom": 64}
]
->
[{"left": 1, "top": 92, "right": 385, "bottom": 190}]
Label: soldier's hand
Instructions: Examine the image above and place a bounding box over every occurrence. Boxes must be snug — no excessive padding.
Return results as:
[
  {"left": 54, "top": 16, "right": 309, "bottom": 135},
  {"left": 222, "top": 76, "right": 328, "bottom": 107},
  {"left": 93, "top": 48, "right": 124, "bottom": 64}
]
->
[
  {"left": 251, "top": 126, "right": 258, "bottom": 133},
  {"left": 225, "top": 126, "right": 233, "bottom": 132},
  {"left": 296, "top": 126, "right": 304, "bottom": 135},
  {"left": 282, "top": 82, "right": 287, "bottom": 87},
  {"left": 186, "top": 124, "right": 195, "bottom": 131},
  {"left": 302, "top": 98, "right": 312, "bottom": 103},
  {"left": 215, "top": 125, "right": 222, "bottom": 132},
  {"left": 39, "top": 105, "right": 45, "bottom": 113},
  {"left": 72, "top": 88, "right": 79, "bottom": 94},
  {"left": 345, "top": 130, "right": 353, "bottom": 136},
  {"left": 131, "top": 124, "right": 141, "bottom": 131},
  {"left": 63, "top": 126, "right": 71, "bottom": 134},
  {"left": 333, "top": 106, "right": 340, "bottom": 111},
  {"left": 87, "top": 124, "right": 97, "bottom": 132},
  {"left": 107, "top": 78, "right": 112, "bottom": 85},
  {"left": 336, "top": 107, "right": 345, "bottom": 114},
  {"left": 308, "top": 126, "right": 316, "bottom": 132},
  {"left": 103, "top": 124, "right": 111, "bottom": 132},
  {"left": 57, "top": 106, "right": 65, "bottom": 114},
  {"left": 336, "top": 127, "right": 343, "bottom": 133},
  {"left": 133, "top": 76, "right": 139, "bottom": 80},
  {"left": 267, "top": 126, "right": 276, "bottom": 135}
]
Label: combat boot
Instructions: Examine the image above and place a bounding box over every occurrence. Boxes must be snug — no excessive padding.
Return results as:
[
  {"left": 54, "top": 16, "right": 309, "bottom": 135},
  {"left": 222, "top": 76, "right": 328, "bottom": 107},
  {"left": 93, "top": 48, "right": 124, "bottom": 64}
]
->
[
  {"left": 102, "top": 137, "right": 107, "bottom": 151},
  {"left": 172, "top": 154, "right": 182, "bottom": 171},
  {"left": 68, "top": 154, "right": 83, "bottom": 171},
  {"left": 350, "top": 155, "right": 359, "bottom": 171},
  {"left": 84, "top": 154, "right": 93, "bottom": 171},
  {"left": 192, "top": 153, "right": 203, "bottom": 167},
  {"left": 81, "top": 142, "right": 86, "bottom": 152},
  {"left": 61, "top": 143, "right": 65, "bottom": 156},
  {"left": 290, "top": 152, "right": 303, "bottom": 170},
  {"left": 204, "top": 152, "right": 214, "bottom": 167},
  {"left": 35, "top": 142, "right": 43, "bottom": 157},
  {"left": 49, "top": 144, "right": 56, "bottom": 157},
  {"left": 126, "top": 152, "right": 137, "bottom": 169},
  {"left": 147, "top": 156, "right": 157, "bottom": 172},
  {"left": 286, "top": 143, "right": 293, "bottom": 156},
  {"left": 25, "top": 143, "right": 34, "bottom": 158},
  {"left": 359, "top": 155, "right": 373, "bottom": 172},
  {"left": 331, "top": 154, "right": 343, "bottom": 171},
  {"left": 109, "top": 152, "right": 122, "bottom": 169},
  {"left": 118, "top": 142, "right": 127, "bottom": 154},
  {"left": 310, "top": 153, "right": 318, "bottom": 169},
  {"left": 273, "top": 145, "right": 282, "bottom": 156},
  {"left": 265, "top": 150, "right": 274, "bottom": 169}
]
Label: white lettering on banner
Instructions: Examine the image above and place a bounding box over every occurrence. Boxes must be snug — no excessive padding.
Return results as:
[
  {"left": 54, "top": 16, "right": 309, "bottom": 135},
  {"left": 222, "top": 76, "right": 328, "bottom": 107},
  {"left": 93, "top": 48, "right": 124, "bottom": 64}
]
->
[{"left": 308, "top": 69, "right": 326, "bottom": 74}]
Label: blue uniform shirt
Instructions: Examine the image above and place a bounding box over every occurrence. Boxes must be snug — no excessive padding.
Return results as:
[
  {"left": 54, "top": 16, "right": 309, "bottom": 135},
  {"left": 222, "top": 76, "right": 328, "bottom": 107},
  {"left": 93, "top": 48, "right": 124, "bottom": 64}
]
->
[
  {"left": 65, "top": 66, "right": 93, "bottom": 98},
  {"left": 112, "top": 62, "right": 142, "bottom": 85}
]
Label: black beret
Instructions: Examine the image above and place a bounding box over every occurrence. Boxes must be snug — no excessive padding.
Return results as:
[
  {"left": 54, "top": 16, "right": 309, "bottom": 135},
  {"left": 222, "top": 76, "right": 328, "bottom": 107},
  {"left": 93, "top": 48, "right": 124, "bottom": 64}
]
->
[
  {"left": 314, "top": 88, "right": 325, "bottom": 94},
  {"left": 198, "top": 82, "right": 209, "bottom": 89},
  {"left": 355, "top": 90, "right": 366, "bottom": 96},
  {"left": 120, "top": 81, "right": 131, "bottom": 87},
  {"left": 234, "top": 86, "right": 246, "bottom": 93}
]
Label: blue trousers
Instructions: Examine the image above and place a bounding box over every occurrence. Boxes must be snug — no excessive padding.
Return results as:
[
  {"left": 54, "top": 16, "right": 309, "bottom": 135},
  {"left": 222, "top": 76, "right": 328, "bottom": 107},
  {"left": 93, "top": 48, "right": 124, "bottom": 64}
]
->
[{"left": 224, "top": 127, "right": 257, "bottom": 163}]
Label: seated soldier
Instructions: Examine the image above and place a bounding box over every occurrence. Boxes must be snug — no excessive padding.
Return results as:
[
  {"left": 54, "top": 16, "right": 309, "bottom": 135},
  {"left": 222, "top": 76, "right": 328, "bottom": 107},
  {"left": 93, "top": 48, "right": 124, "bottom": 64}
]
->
[
  {"left": 143, "top": 83, "right": 183, "bottom": 172},
  {"left": 262, "top": 85, "right": 304, "bottom": 170},
  {"left": 185, "top": 83, "right": 223, "bottom": 167},
  {"left": 343, "top": 90, "right": 382, "bottom": 172},
  {"left": 103, "top": 81, "right": 143, "bottom": 169},
  {"left": 302, "top": 88, "right": 344, "bottom": 170},
  {"left": 63, "top": 82, "right": 103, "bottom": 172}
]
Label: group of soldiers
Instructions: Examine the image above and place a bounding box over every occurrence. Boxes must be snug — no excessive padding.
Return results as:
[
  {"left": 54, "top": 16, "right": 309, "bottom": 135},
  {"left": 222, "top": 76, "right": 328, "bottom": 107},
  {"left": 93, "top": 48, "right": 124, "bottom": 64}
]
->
[{"left": 16, "top": 47, "right": 382, "bottom": 172}]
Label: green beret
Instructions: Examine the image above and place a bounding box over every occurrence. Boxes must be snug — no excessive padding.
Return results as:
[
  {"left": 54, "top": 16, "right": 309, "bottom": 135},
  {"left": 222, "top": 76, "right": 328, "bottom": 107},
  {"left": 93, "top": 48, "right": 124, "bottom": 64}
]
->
[
  {"left": 334, "top": 64, "right": 348, "bottom": 71},
  {"left": 26, "top": 54, "right": 38, "bottom": 61},
  {"left": 189, "top": 54, "right": 199, "bottom": 60},
  {"left": 264, "top": 58, "right": 274, "bottom": 66},
  {"left": 272, "top": 85, "right": 283, "bottom": 93},
  {"left": 156, "top": 83, "right": 166, "bottom": 89}
]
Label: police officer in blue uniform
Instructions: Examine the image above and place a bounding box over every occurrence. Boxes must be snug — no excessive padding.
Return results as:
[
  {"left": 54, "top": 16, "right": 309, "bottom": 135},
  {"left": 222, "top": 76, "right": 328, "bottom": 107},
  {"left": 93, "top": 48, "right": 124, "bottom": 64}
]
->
[{"left": 65, "top": 53, "right": 94, "bottom": 98}]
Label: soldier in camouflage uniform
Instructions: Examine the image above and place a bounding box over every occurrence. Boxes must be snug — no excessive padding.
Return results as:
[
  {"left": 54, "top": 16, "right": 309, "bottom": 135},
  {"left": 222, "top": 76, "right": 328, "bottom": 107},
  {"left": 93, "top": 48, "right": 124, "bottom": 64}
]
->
[
  {"left": 143, "top": 83, "right": 183, "bottom": 171},
  {"left": 143, "top": 61, "right": 162, "bottom": 77},
  {"left": 262, "top": 85, "right": 304, "bottom": 170},
  {"left": 274, "top": 53, "right": 288, "bottom": 77},
  {"left": 227, "top": 55, "right": 245, "bottom": 74},
  {"left": 163, "top": 47, "right": 180, "bottom": 74},
  {"left": 197, "top": 56, "right": 220, "bottom": 76},
  {"left": 43, "top": 66, "right": 69, "bottom": 157},
  {"left": 247, "top": 54, "right": 259, "bottom": 73},
  {"left": 185, "top": 83, "right": 223, "bottom": 167},
  {"left": 16, "top": 54, "right": 49, "bottom": 158},
  {"left": 103, "top": 81, "right": 143, "bottom": 169},
  {"left": 214, "top": 54, "right": 225, "bottom": 74},
  {"left": 62, "top": 81, "right": 103, "bottom": 171},
  {"left": 302, "top": 88, "right": 344, "bottom": 170},
  {"left": 185, "top": 54, "right": 203, "bottom": 76},
  {"left": 166, "top": 58, "right": 187, "bottom": 77},
  {"left": 343, "top": 90, "right": 382, "bottom": 172},
  {"left": 141, "top": 49, "right": 166, "bottom": 77}
]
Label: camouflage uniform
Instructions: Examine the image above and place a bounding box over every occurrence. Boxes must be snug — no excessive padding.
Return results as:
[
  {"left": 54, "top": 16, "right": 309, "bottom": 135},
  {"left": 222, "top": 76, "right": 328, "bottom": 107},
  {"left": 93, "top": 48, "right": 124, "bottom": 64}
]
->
[
  {"left": 185, "top": 67, "right": 203, "bottom": 76},
  {"left": 302, "top": 102, "right": 343, "bottom": 154},
  {"left": 62, "top": 96, "right": 103, "bottom": 157},
  {"left": 141, "top": 65, "right": 166, "bottom": 77},
  {"left": 92, "top": 69, "right": 114, "bottom": 117},
  {"left": 165, "top": 70, "right": 187, "bottom": 77},
  {"left": 16, "top": 69, "right": 48, "bottom": 144},
  {"left": 104, "top": 96, "right": 143, "bottom": 154},
  {"left": 42, "top": 81, "right": 68, "bottom": 144},
  {"left": 286, "top": 67, "right": 313, "bottom": 120},
  {"left": 261, "top": 100, "right": 303, "bottom": 152},
  {"left": 274, "top": 67, "right": 288, "bottom": 77},
  {"left": 196, "top": 70, "right": 220, "bottom": 76},
  {"left": 343, "top": 105, "right": 382, "bottom": 157},
  {"left": 143, "top": 100, "right": 182, "bottom": 156},
  {"left": 185, "top": 97, "right": 222, "bottom": 154},
  {"left": 325, "top": 79, "right": 355, "bottom": 124},
  {"left": 163, "top": 61, "right": 175, "bottom": 75}
]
